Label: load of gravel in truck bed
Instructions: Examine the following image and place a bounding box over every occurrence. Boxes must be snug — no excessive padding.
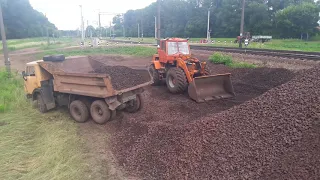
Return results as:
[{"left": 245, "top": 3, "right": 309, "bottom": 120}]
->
[
  {"left": 91, "top": 65, "right": 151, "bottom": 90},
  {"left": 111, "top": 65, "right": 320, "bottom": 180}
]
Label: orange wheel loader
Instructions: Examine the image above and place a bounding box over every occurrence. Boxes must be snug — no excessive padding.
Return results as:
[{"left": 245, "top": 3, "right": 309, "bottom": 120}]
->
[{"left": 149, "top": 38, "right": 235, "bottom": 102}]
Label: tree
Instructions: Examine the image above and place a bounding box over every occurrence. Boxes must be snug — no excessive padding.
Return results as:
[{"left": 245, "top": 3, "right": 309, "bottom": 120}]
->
[
  {"left": 111, "top": 0, "right": 319, "bottom": 39},
  {"left": 0, "top": 0, "right": 57, "bottom": 39},
  {"left": 275, "top": 2, "right": 319, "bottom": 39}
]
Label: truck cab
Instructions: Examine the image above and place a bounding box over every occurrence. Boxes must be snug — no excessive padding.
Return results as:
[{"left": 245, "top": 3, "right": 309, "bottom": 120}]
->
[{"left": 22, "top": 60, "right": 51, "bottom": 98}]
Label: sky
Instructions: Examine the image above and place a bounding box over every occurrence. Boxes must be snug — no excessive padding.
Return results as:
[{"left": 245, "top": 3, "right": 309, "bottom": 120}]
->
[{"left": 29, "top": 0, "right": 156, "bottom": 30}]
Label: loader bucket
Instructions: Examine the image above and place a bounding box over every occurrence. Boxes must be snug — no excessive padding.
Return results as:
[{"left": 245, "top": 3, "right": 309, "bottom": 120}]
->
[{"left": 188, "top": 73, "right": 235, "bottom": 103}]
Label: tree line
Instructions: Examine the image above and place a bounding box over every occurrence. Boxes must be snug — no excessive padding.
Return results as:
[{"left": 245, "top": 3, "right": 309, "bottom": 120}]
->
[
  {"left": 1, "top": 0, "right": 57, "bottom": 39},
  {"left": 108, "top": 0, "right": 320, "bottom": 39}
]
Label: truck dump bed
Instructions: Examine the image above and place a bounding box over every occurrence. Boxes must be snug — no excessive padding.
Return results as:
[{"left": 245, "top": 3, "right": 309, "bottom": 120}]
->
[{"left": 39, "top": 56, "right": 152, "bottom": 98}]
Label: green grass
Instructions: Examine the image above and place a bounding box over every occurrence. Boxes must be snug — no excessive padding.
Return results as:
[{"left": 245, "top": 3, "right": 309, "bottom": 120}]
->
[
  {"left": 0, "top": 37, "right": 80, "bottom": 53},
  {"left": 36, "top": 46, "right": 156, "bottom": 59},
  {"left": 209, "top": 52, "right": 256, "bottom": 68},
  {"left": 0, "top": 70, "right": 23, "bottom": 112},
  {"left": 0, "top": 69, "right": 93, "bottom": 180},
  {"left": 113, "top": 37, "right": 157, "bottom": 44}
]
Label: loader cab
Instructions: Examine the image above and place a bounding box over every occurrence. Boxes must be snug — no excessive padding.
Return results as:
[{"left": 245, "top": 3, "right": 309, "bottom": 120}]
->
[{"left": 157, "top": 38, "right": 191, "bottom": 63}]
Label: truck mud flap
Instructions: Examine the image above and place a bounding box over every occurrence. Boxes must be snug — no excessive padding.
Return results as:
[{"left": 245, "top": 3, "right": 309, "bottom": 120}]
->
[
  {"left": 40, "top": 80, "right": 56, "bottom": 110},
  {"left": 188, "top": 74, "right": 235, "bottom": 103}
]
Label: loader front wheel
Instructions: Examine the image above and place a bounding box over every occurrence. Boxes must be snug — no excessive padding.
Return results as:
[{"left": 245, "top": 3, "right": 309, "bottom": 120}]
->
[
  {"left": 70, "top": 100, "right": 90, "bottom": 123},
  {"left": 166, "top": 67, "right": 188, "bottom": 93},
  {"left": 90, "top": 100, "right": 111, "bottom": 124},
  {"left": 149, "top": 65, "right": 161, "bottom": 85}
]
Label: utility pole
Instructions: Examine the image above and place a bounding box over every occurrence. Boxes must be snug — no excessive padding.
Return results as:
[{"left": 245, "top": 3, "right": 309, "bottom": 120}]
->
[
  {"left": 156, "top": 0, "right": 161, "bottom": 45},
  {"left": 123, "top": 25, "right": 125, "bottom": 38},
  {"left": 0, "top": 3, "right": 10, "bottom": 74},
  {"left": 206, "top": 10, "right": 211, "bottom": 43},
  {"left": 45, "top": 14, "right": 50, "bottom": 46},
  {"left": 239, "top": 0, "right": 245, "bottom": 48},
  {"left": 98, "top": 13, "right": 101, "bottom": 38},
  {"left": 109, "top": 22, "right": 112, "bottom": 38},
  {"left": 154, "top": 16, "right": 157, "bottom": 39},
  {"left": 138, "top": 23, "right": 140, "bottom": 39},
  {"left": 79, "top": 5, "right": 85, "bottom": 44},
  {"left": 87, "top": 20, "right": 89, "bottom": 38},
  {"left": 122, "top": 14, "right": 125, "bottom": 38},
  {"left": 141, "top": 13, "right": 144, "bottom": 39},
  {"left": 46, "top": 25, "right": 49, "bottom": 46}
]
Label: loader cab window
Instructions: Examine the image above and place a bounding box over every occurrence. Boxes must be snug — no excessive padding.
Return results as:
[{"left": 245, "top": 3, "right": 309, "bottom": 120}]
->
[
  {"left": 167, "top": 42, "right": 179, "bottom": 55},
  {"left": 161, "top": 41, "right": 166, "bottom": 52},
  {"left": 178, "top": 42, "right": 190, "bottom": 55},
  {"left": 167, "top": 41, "right": 190, "bottom": 55},
  {"left": 26, "top": 66, "right": 36, "bottom": 76}
]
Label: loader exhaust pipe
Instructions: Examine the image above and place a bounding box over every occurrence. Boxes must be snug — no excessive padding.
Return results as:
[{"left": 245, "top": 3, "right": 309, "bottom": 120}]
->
[{"left": 188, "top": 73, "right": 235, "bottom": 103}]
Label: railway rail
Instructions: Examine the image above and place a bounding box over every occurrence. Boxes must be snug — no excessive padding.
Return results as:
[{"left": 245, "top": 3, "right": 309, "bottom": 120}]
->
[
  {"left": 105, "top": 39, "right": 320, "bottom": 61},
  {"left": 189, "top": 45, "right": 320, "bottom": 61}
]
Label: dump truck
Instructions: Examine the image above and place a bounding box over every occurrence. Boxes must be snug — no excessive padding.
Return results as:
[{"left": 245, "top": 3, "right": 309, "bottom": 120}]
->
[
  {"left": 149, "top": 38, "right": 235, "bottom": 102},
  {"left": 22, "top": 55, "right": 152, "bottom": 124}
]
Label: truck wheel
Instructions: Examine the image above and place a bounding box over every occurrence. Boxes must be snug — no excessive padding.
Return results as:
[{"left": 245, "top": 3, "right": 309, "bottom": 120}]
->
[
  {"left": 37, "top": 94, "right": 48, "bottom": 113},
  {"left": 70, "top": 100, "right": 89, "bottom": 123},
  {"left": 90, "top": 100, "right": 111, "bottom": 124},
  {"left": 149, "top": 65, "right": 161, "bottom": 85},
  {"left": 166, "top": 67, "right": 188, "bottom": 93},
  {"left": 125, "top": 94, "right": 143, "bottom": 113}
]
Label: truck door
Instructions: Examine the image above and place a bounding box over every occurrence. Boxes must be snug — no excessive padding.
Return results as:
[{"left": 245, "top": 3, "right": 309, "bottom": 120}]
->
[{"left": 24, "top": 65, "right": 38, "bottom": 94}]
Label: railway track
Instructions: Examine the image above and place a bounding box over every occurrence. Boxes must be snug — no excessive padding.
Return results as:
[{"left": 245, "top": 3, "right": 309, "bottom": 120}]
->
[
  {"left": 190, "top": 45, "right": 320, "bottom": 61},
  {"left": 105, "top": 39, "right": 320, "bottom": 61}
]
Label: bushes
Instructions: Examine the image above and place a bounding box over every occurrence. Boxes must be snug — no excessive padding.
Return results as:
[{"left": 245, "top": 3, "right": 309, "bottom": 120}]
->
[{"left": 209, "top": 52, "right": 256, "bottom": 68}]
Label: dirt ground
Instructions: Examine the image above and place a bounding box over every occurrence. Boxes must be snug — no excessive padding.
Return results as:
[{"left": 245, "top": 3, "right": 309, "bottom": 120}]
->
[
  {"left": 2, "top": 48, "right": 318, "bottom": 179},
  {"left": 1, "top": 47, "right": 318, "bottom": 72}
]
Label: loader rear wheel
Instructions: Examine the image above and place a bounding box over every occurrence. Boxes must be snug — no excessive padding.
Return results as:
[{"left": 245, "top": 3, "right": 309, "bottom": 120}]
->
[
  {"left": 149, "top": 65, "right": 161, "bottom": 85},
  {"left": 37, "top": 94, "right": 48, "bottom": 113},
  {"left": 70, "top": 100, "right": 90, "bottom": 123},
  {"left": 90, "top": 100, "right": 111, "bottom": 124},
  {"left": 166, "top": 67, "right": 188, "bottom": 93},
  {"left": 125, "top": 94, "right": 143, "bottom": 113}
]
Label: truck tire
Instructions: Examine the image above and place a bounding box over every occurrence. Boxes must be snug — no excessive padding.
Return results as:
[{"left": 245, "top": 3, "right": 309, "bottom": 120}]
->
[
  {"left": 125, "top": 94, "right": 143, "bottom": 113},
  {"left": 149, "top": 65, "right": 161, "bottom": 85},
  {"left": 43, "top": 54, "right": 65, "bottom": 62},
  {"left": 69, "top": 100, "right": 90, "bottom": 123},
  {"left": 90, "top": 100, "right": 111, "bottom": 124},
  {"left": 37, "top": 94, "right": 48, "bottom": 113},
  {"left": 166, "top": 67, "right": 188, "bottom": 93}
]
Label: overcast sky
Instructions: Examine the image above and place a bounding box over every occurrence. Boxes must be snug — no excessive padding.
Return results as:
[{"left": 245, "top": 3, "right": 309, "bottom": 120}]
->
[{"left": 29, "top": 0, "right": 156, "bottom": 30}]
